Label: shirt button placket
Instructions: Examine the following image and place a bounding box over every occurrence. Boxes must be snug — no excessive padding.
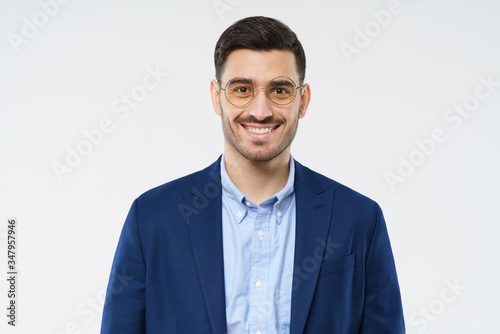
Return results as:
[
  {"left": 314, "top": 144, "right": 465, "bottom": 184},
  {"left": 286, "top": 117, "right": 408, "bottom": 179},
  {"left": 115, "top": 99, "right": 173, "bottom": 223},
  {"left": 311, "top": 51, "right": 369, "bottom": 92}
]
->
[{"left": 249, "top": 204, "right": 268, "bottom": 333}]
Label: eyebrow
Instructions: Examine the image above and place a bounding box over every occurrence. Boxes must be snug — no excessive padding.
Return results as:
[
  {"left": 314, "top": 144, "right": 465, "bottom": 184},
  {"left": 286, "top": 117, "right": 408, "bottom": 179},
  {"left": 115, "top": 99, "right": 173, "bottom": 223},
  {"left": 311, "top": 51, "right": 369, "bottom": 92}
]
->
[
  {"left": 269, "top": 80, "right": 295, "bottom": 87},
  {"left": 228, "top": 78, "right": 253, "bottom": 85}
]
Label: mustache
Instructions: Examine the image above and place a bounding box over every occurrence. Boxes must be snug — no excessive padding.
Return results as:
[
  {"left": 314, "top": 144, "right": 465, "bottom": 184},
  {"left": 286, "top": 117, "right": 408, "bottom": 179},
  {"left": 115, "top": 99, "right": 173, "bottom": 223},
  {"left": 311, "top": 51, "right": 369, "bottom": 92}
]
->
[{"left": 235, "top": 115, "right": 284, "bottom": 124}]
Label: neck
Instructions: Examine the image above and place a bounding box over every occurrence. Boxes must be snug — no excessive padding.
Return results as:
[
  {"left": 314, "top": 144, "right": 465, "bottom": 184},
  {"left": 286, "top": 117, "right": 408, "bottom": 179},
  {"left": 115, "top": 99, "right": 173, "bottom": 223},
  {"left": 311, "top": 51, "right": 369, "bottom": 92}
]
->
[{"left": 223, "top": 146, "right": 291, "bottom": 205}]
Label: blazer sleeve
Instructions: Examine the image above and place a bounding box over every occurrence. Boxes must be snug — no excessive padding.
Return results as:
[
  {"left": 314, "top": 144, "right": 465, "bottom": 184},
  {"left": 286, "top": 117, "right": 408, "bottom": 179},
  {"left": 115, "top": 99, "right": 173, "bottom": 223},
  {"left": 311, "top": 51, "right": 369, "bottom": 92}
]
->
[
  {"left": 359, "top": 203, "right": 405, "bottom": 333},
  {"left": 101, "top": 199, "right": 146, "bottom": 334}
]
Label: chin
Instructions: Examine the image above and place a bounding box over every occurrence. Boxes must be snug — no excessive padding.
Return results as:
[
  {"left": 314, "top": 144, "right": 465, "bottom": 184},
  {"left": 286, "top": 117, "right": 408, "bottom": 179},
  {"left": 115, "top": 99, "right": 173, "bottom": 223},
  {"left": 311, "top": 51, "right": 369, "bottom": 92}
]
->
[{"left": 238, "top": 145, "right": 289, "bottom": 163}]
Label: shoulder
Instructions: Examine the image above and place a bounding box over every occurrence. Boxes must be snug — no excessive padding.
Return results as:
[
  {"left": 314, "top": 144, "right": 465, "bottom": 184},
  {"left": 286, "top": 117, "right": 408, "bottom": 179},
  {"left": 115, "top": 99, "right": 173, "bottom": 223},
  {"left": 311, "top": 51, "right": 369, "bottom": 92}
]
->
[
  {"left": 134, "top": 158, "right": 221, "bottom": 209},
  {"left": 294, "top": 161, "right": 386, "bottom": 246},
  {"left": 294, "top": 160, "right": 381, "bottom": 213}
]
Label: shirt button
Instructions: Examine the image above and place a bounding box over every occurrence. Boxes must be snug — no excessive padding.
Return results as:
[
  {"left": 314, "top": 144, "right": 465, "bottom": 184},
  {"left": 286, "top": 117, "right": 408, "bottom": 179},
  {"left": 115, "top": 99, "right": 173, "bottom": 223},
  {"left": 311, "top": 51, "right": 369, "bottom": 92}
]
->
[
  {"left": 258, "top": 230, "right": 264, "bottom": 239},
  {"left": 277, "top": 210, "right": 282, "bottom": 218},
  {"left": 246, "top": 201, "right": 251, "bottom": 207},
  {"left": 236, "top": 211, "right": 243, "bottom": 218},
  {"left": 256, "top": 280, "right": 262, "bottom": 289}
]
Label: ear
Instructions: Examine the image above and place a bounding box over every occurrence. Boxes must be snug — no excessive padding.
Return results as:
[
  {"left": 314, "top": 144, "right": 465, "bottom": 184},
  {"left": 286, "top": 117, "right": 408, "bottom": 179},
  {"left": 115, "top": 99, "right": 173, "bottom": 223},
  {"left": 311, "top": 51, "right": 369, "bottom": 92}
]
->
[
  {"left": 210, "top": 79, "right": 222, "bottom": 116},
  {"left": 298, "top": 83, "right": 311, "bottom": 119}
]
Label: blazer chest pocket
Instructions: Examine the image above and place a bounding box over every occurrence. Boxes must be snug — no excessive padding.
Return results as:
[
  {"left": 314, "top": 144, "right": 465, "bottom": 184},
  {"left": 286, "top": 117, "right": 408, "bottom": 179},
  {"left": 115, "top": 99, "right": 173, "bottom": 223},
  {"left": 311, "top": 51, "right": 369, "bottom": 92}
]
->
[{"left": 319, "top": 253, "right": 355, "bottom": 277}]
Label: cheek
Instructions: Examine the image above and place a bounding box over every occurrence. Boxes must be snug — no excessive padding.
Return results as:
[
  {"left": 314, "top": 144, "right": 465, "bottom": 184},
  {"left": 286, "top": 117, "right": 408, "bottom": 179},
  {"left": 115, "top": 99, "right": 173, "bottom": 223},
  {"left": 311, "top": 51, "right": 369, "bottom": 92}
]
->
[
  {"left": 282, "top": 107, "right": 301, "bottom": 124},
  {"left": 230, "top": 109, "right": 247, "bottom": 123},
  {"left": 221, "top": 107, "right": 243, "bottom": 128}
]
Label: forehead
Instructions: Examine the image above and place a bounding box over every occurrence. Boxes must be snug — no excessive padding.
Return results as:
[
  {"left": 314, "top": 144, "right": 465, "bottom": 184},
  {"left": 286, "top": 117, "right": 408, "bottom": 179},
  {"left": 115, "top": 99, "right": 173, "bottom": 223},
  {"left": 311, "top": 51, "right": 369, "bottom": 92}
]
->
[{"left": 222, "top": 49, "right": 298, "bottom": 84}]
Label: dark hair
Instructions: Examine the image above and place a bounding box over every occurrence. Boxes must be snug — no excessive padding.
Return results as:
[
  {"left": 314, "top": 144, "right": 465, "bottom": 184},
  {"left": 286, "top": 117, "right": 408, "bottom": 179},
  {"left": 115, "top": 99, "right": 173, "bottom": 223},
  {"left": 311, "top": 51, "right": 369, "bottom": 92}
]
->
[{"left": 214, "top": 16, "right": 306, "bottom": 84}]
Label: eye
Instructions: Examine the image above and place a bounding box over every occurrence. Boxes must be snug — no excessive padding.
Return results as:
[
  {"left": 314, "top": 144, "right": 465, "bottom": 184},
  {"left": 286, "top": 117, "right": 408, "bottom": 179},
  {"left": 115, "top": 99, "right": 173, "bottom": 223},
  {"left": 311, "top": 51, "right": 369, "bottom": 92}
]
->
[
  {"left": 236, "top": 86, "right": 249, "bottom": 93},
  {"left": 269, "top": 86, "right": 291, "bottom": 96},
  {"left": 274, "top": 87, "right": 289, "bottom": 95},
  {"left": 230, "top": 84, "right": 253, "bottom": 98}
]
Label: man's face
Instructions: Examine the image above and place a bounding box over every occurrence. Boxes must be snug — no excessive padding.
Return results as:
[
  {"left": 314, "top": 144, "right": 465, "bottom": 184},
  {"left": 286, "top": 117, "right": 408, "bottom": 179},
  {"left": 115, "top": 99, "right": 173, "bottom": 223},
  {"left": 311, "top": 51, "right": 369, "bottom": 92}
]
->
[{"left": 211, "top": 49, "right": 310, "bottom": 163}]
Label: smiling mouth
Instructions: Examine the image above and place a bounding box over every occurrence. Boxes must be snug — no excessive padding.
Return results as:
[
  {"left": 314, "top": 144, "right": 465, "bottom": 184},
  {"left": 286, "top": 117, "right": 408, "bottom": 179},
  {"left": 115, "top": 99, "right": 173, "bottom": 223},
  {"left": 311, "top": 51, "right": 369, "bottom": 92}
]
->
[{"left": 242, "top": 125, "right": 280, "bottom": 134}]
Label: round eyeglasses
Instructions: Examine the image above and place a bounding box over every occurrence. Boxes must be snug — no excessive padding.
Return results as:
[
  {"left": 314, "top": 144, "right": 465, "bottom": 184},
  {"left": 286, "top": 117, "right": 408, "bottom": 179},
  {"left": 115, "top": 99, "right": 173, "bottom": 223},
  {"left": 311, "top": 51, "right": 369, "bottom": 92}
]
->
[{"left": 219, "top": 76, "right": 303, "bottom": 106}]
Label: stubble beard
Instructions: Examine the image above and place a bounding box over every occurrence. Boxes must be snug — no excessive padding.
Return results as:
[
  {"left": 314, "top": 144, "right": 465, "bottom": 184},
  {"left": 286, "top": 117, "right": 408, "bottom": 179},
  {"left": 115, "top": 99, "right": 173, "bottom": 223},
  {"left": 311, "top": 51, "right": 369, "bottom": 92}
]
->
[{"left": 220, "top": 105, "right": 300, "bottom": 163}]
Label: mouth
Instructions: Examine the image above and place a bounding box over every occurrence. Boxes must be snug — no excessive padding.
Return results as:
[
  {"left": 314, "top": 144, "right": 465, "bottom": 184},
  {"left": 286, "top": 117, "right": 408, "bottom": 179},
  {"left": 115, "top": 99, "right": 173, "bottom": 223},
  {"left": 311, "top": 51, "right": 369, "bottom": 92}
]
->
[{"left": 241, "top": 124, "right": 280, "bottom": 135}]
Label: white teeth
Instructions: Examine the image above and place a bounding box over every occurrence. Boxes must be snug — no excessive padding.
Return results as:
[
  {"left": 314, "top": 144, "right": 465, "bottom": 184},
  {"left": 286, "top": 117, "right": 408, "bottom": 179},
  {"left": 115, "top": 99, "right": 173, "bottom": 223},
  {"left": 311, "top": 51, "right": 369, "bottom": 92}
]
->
[{"left": 247, "top": 127, "right": 273, "bottom": 134}]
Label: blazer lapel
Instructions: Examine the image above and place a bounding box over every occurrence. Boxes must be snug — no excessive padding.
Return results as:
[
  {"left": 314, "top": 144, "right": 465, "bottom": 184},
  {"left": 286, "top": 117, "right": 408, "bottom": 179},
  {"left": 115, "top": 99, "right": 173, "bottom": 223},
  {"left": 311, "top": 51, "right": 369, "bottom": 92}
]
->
[
  {"left": 290, "top": 160, "right": 336, "bottom": 334},
  {"left": 183, "top": 157, "right": 226, "bottom": 333}
]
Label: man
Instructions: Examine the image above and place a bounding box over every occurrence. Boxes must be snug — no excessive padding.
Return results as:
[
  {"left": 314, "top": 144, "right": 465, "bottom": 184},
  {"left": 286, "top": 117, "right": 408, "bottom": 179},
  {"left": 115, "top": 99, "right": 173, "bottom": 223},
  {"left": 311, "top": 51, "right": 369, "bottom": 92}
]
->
[{"left": 101, "top": 16, "right": 405, "bottom": 334}]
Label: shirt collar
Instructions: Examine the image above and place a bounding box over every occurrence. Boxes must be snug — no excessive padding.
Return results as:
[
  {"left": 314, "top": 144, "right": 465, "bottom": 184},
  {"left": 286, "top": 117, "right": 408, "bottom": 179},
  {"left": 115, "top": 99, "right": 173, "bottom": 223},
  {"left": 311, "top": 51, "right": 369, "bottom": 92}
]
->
[{"left": 220, "top": 154, "right": 295, "bottom": 225}]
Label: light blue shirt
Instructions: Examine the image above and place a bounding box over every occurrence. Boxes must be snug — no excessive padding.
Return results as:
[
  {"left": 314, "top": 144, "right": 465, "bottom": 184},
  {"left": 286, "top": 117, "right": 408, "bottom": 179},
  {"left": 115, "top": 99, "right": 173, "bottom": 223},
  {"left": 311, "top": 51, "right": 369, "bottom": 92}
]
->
[{"left": 221, "top": 155, "right": 296, "bottom": 334}]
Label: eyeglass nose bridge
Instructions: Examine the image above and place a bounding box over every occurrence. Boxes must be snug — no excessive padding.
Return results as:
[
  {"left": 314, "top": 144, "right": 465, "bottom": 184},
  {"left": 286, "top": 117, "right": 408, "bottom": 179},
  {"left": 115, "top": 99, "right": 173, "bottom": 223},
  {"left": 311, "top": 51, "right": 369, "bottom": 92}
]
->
[{"left": 252, "top": 87, "right": 268, "bottom": 97}]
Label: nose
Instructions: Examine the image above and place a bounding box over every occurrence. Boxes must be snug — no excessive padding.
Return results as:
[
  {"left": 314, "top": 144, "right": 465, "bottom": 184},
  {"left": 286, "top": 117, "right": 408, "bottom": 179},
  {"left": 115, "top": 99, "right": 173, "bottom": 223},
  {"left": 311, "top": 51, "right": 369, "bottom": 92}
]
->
[{"left": 248, "top": 88, "right": 273, "bottom": 120}]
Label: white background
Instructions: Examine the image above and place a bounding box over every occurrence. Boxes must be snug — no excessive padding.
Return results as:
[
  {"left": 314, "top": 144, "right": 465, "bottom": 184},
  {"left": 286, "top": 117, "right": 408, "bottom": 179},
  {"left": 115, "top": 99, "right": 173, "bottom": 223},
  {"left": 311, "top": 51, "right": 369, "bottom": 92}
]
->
[{"left": 1, "top": 0, "right": 499, "bottom": 333}]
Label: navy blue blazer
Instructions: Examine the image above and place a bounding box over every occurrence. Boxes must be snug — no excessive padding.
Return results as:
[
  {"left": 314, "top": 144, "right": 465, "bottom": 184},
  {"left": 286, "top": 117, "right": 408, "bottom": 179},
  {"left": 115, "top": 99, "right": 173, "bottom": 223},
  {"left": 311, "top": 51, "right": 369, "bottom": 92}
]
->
[{"left": 101, "top": 157, "right": 405, "bottom": 333}]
